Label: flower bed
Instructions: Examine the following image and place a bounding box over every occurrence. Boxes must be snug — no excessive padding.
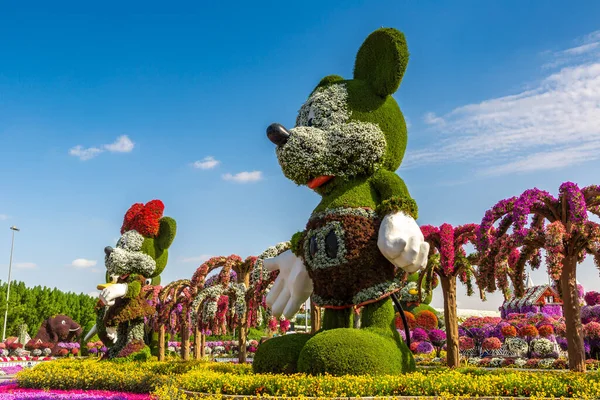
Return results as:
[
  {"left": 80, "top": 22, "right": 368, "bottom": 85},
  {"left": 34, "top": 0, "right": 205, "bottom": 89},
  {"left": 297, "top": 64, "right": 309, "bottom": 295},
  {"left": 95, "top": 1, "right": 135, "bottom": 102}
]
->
[
  {"left": 0, "top": 380, "right": 151, "bottom": 399},
  {"left": 16, "top": 359, "right": 600, "bottom": 398},
  {"left": 0, "top": 357, "right": 54, "bottom": 362}
]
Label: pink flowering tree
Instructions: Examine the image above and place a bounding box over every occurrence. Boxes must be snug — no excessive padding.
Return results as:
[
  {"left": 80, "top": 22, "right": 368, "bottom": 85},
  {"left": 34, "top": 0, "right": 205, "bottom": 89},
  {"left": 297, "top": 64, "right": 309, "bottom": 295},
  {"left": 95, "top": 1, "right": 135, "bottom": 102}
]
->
[
  {"left": 158, "top": 279, "right": 193, "bottom": 360},
  {"left": 420, "top": 223, "right": 479, "bottom": 368},
  {"left": 477, "top": 182, "right": 600, "bottom": 372},
  {"left": 189, "top": 255, "right": 250, "bottom": 362}
]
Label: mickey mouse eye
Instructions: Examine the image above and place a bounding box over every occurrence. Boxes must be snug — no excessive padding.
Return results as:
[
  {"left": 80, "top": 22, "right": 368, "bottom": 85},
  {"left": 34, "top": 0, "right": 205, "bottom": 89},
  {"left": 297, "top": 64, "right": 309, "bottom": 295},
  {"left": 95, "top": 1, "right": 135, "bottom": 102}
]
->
[
  {"left": 145, "top": 278, "right": 152, "bottom": 285},
  {"left": 307, "top": 107, "right": 316, "bottom": 127}
]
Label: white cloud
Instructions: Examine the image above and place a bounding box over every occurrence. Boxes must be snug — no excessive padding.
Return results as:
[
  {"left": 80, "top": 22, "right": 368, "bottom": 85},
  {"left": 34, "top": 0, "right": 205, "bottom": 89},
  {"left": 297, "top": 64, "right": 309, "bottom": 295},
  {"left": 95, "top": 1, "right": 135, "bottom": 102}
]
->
[
  {"left": 104, "top": 135, "right": 135, "bottom": 153},
  {"left": 192, "top": 156, "right": 220, "bottom": 170},
  {"left": 423, "top": 112, "right": 445, "bottom": 126},
  {"left": 405, "top": 30, "right": 600, "bottom": 176},
  {"left": 542, "top": 30, "right": 600, "bottom": 69},
  {"left": 180, "top": 255, "right": 213, "bottom": 263},
  {"left": 222, "top": 171, "right": 263, "bottom": 183},
  {"left": 70, "top": 258, "right": 97, "bottom": 268},
  {"left": 69, "top": 146, "right": 103, "bottom": 161},
  {"left": 0, "top": 214, "right": 8, "bottom": 221},
  {"left": 69, "top": 135, "right": 135, "bottom": 161},
  {"left": 88, "top": 291, "right": 99, "bottom": 298},
  {"left": 15, "top": 262, "right": 36, "bottom": 269}
]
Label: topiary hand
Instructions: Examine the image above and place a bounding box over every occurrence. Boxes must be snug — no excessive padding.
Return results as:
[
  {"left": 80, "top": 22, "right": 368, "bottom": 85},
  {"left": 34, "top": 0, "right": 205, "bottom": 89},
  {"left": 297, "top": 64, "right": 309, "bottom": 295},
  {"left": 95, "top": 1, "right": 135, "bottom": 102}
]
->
[
  {"left": 99, "top": 283, "right": 128, "bottom": 306},
  {"left": 378, "top": 212, "right": 429, "bottom": 274},
  {"left": 264, "top": 250, "right": 314, "bottom": 319}
]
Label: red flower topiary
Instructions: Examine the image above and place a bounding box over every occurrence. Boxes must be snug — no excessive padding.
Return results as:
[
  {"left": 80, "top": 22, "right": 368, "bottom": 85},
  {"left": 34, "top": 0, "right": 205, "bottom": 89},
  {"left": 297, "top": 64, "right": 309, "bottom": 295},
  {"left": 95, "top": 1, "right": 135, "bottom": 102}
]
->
[
  {"left": 121, "top": 200, "right": 165, "bottom": 237},
  {"left": 538, "top": 324, "right": 555, "bottom": 338},
  {"left": 57, "top": 349, "right": 69, "bottom": 357},
  {"left": 395, "top": 311, "right": 416, "bottom": 330},
  {"left": 519, "top": 325, "right": 539, "bottom": 339},
  {"left": 459, "top": 336, "right": 475, "bottom": 351},
  {"left": 482, "top": 337, "right": 502, "bottom": 351},
  {"left": 415, "top": 310, "right": 438, "bottom": 330},
  {"left": 501, "top": 325, "right": 517, "bottom": 338}
]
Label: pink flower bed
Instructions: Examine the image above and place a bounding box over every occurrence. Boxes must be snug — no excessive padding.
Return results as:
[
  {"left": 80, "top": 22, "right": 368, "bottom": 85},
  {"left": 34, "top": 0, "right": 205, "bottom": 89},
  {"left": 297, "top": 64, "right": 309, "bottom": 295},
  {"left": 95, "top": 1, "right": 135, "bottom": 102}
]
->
[{"left": 0, "top": 380, "right": 152, "bottom": 399}]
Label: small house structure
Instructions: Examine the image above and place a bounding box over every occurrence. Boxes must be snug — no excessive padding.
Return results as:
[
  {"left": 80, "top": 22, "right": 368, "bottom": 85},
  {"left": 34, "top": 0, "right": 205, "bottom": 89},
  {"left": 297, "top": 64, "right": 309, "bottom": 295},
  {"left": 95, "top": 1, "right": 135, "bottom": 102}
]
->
[{"left": 500, "top": 275, "right": 563, "bottom": 318}]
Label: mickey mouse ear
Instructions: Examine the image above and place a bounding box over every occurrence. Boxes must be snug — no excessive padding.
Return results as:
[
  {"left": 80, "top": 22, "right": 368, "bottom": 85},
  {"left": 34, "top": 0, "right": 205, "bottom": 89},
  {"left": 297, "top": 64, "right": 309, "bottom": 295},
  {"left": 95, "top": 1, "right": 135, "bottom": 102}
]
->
[{"left": 353, "top": 28, "right": 409, "bottom": 97}]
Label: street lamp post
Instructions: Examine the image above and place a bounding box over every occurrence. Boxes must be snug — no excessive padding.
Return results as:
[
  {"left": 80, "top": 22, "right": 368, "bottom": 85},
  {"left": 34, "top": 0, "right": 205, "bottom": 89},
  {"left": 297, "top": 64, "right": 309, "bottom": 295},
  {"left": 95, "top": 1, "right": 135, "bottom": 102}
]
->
[{"left": 2, "top": 226, "right": 19, "bottom": 341}]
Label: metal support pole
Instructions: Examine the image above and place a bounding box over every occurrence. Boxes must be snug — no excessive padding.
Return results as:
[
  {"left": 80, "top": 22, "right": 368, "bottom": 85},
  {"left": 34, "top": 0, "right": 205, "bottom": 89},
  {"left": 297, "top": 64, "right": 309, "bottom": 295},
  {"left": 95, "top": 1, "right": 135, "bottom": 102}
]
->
[
  {"left": 3, "top": 227, "right": 19, "bottom": 341},
  {"left": 304, "top": 300, "right": 308, "bottom": 332}
]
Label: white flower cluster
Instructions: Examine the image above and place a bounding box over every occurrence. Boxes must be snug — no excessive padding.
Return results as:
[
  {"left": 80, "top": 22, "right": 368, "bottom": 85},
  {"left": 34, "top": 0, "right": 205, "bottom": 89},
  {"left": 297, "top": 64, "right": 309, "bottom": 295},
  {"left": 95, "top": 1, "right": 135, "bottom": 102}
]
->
[
  {"left": 514, "top": 358, "right": 527, "bottom": 367},
  {"left": 190, "top": 285, "right": 224, "bottom": 327},
  {"left": 399, "top": 281, "right": 427, "bottom": 303},
  {"left": 251, "top": 242, "right": 291, "bottom": 285},
  {"left": 490, "top": 357, "right": 504, "bottom": 367},
  {"left": 353, "top": 277, "right": 404, "bottom": 306},
  {"left": 311, "top": 294, "right": 344, "bottom": 307},
  {"left": 304, "top": 221, "right": 347, "bottom": 270},
  {"left": 533, "top": 338, "right": 555, "bottom": 357},
  {"left": 468, "top": 357, "right": 481, "bottom": 365},
  {"left": 277, "top": 122, "right": 386, "bottom": 185},
  {"left": 309, "top": 207, "right": 377, "bottom": 222},
  {"left": 505, "top": 337, "right": 528, "bottom": 355},
  {"left": 105, "top": 230, "right": 156, "bottom": 277},
  {"left": 296, "top": 84, "right": 350, "bottom": 130},
  {"left": 117, "top": 230, "right": 145, "bottom": 252},
  {"left": 230, "top": 282, "right": 247, "bottom": 320},
  {"left": 538, "top": 358, "right": 555, "bottom": 368}
]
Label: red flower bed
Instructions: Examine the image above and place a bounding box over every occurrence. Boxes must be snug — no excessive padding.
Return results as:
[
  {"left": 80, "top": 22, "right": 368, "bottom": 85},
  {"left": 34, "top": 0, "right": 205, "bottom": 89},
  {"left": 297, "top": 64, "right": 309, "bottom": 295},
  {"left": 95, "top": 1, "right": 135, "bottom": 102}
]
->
[
  {"left": 538, "top": 324, "right": 554, "bottom": 338},
  {"left": 501, "top": 325, "right": 517, "bottom": 338},
  {"left": 415, "top": 310, "right": 438, "bottom": 330},
  {"left": 395, "top": 311, "right": 416, "bottom": 330}
]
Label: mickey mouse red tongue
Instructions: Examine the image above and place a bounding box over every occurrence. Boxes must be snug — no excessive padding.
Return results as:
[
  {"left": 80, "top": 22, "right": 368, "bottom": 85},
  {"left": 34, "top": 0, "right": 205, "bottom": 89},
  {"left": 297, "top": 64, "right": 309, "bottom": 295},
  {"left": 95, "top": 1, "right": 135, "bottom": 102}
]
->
[{"left": 307, "top": 175, "right": 334, "bottom": 189}]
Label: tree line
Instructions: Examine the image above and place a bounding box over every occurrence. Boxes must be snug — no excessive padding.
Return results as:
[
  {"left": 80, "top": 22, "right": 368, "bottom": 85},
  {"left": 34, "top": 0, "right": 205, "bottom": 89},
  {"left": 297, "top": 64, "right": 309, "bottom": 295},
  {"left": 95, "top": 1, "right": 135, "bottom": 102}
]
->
[{"left": 0, "top": 280, "right": 97, "bottom": 338}]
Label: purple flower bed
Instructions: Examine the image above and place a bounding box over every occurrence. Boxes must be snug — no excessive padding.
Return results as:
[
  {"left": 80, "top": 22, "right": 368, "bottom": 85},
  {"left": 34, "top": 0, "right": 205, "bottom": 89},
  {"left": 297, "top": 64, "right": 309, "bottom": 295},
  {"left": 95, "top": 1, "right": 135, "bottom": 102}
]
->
[{"left": 0, "top": 366, "right": 22, "bottom": 375}]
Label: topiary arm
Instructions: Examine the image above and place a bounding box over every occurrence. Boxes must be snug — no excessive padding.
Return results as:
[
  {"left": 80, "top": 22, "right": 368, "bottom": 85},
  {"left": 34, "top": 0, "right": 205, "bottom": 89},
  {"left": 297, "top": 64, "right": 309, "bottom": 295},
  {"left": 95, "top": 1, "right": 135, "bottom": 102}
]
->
[
  {"left": 371, "top": 169, "right": 418, "bottom": 219},
  {"left": 290, "top": 231, "right": 306, "bottom": 258},
  {"left": 125, "top": 275, "right": 142, "bottom": 299}
]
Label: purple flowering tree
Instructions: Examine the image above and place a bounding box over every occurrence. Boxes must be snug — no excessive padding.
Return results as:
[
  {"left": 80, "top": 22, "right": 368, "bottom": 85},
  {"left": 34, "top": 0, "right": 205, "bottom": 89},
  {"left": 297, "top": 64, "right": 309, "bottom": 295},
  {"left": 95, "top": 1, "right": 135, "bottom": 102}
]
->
[
  {"left": 420, "top": 223, "right": 479, "bottom": 368},
  {"left": 477, "top": 182, "right": 600, "bottom": 372}
]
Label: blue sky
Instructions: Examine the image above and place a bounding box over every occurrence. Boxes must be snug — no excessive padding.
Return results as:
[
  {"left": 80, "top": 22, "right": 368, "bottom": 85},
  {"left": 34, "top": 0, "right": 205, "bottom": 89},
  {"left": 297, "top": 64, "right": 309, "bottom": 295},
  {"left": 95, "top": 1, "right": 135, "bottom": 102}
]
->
[{"left": 1, "top": 0, "right": 600, "bottom": 311}]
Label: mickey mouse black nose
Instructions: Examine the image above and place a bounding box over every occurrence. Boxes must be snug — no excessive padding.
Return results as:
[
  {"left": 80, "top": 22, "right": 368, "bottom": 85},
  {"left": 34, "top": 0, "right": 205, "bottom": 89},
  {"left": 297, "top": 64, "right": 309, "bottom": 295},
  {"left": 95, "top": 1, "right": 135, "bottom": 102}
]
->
[
  {"left": 104, "top": 246, "right": 113, "bottom": 256},
  {"left": 267, "top": 123, "right": 290, "bottom": 146}
]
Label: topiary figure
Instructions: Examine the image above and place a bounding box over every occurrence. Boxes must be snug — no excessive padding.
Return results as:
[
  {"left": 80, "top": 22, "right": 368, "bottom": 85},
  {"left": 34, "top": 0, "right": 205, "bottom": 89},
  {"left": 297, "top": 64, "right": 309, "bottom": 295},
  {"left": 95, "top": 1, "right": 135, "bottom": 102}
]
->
[
  {"left": 256, "top": 27, "right": 429, "bottom": 376},
  {"left": 398, "top": 272, "right": 440, "bottom": 324},
  {"left": 86, "top": 200, "right": 176, "bottom": 359}
]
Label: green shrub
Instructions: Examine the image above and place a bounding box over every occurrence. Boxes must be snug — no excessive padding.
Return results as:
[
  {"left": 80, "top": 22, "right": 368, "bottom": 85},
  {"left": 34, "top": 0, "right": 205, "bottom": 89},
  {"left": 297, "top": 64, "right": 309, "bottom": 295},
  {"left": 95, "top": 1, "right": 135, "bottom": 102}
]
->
[
  {"left": 297, "top": 328, "right": 413, "bottom": 376},
  {"left": 252, "top": 333, "right": 313, "bottom": 374}
]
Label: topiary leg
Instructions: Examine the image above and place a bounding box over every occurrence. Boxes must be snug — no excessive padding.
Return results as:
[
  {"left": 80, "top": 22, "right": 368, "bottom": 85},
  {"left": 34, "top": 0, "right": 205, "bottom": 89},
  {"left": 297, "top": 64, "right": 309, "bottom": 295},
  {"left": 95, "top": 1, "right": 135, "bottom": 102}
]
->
[
  {"left": 297, "top": 298, "right": 415, "bottom": 376},
  {"left": 322, "top": 308, "right": 353, "bottom": 330},
  {"left": 361, "top": 298, "right": 395, "bottom": 330}
]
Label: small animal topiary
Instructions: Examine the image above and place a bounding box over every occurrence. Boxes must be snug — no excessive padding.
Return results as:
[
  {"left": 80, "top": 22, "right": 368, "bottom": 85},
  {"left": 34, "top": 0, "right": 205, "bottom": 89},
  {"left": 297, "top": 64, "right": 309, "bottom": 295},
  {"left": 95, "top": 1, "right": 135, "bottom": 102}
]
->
[
  {"left": 254, "top": 27, "right": 429, "bottom": 376},
  {"left": 86, "top": 200, "right": 176, "bottom": 359}
]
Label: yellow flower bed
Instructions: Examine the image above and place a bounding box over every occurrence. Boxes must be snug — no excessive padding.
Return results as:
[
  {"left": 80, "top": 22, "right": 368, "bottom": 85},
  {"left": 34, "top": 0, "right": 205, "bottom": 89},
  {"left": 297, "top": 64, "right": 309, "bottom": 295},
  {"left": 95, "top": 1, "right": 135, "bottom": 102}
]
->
[{"left": 16, "top": 359, "right": 600, "bottom": 399}]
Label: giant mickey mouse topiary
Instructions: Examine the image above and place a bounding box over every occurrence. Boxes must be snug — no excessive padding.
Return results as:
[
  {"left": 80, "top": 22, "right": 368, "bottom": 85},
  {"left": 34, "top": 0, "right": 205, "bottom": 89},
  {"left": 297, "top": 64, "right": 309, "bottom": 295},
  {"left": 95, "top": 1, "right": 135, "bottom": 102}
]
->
[{"left": 255, "top": 28, "right": 429, "bottom": 376}]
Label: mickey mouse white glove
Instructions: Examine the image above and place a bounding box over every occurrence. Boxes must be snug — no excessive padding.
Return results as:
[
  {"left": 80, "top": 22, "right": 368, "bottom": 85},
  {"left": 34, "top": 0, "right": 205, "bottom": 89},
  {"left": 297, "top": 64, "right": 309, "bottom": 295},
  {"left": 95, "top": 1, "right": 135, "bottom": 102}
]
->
[
  {"left": 99, "top": 283, "right": 128, "bottom": 306},
  {"left": 264, "top": 250, "right": 314, "bottom": 319},
  {"left": 378, "top": 211, "right": 429, "bottom": 273}
]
